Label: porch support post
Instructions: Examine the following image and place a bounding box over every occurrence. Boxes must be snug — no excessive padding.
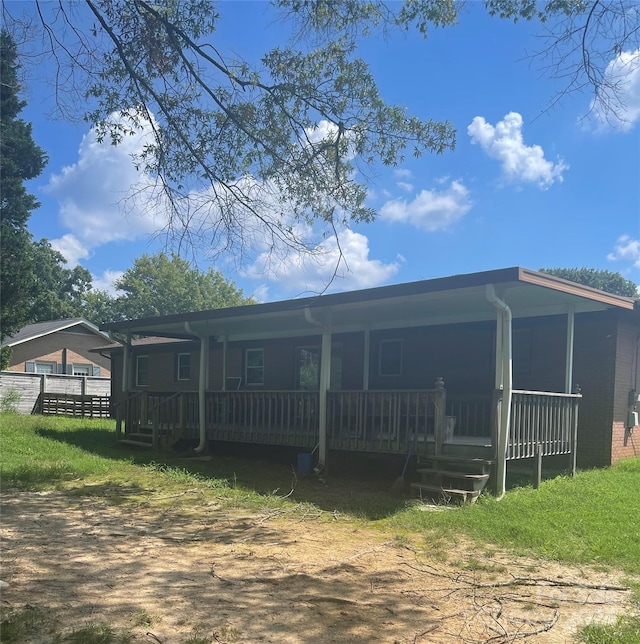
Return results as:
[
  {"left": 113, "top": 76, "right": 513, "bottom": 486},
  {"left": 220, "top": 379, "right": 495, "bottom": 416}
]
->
[
  {"left": 486, "top": 285, "right": 513, "bottom": 499},
  {"left": 222, "top": 336, "right": 228, "bottom": 391},
  {"left": 318, "top": 329, "right": 332, "bottom": 469},
  {"left": 195, "top": 334, "right": 210, "bottom": 453},
  {"left": 118, "top": 333, "right": 131, "bottom": 439},
  {"left": 363, "top": 328, "right": 370, "bottom": 391},
  {"left": 186, "top": 322, "right": 210, "bottom": 453},
  {"left": 122, "top": 333, "right": 131, "bottom": 393},
  {"left": 565, "top": 308, "right": 575, "bottom": 394}
]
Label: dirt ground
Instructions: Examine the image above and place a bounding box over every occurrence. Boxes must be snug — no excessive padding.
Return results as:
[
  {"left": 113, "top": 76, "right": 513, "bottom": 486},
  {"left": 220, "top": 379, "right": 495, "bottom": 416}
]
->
[{"left": 0, "top": 489, "right": 633, "bottom": 643}]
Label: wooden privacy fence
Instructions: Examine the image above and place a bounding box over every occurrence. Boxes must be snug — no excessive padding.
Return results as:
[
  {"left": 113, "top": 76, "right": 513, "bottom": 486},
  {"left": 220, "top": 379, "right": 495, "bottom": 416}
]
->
[
  {"left": 38, "top": 392, "right": 111, "bottom": 418},
  {"left": 0, "top": 371, "right": 111, "bottom": 414},
  {"left": 507, "top": 390, "right": 581, "bottom": 460}
]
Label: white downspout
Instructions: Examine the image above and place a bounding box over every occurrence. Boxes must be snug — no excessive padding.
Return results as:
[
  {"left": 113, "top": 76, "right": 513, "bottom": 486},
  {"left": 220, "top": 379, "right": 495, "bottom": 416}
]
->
[
  {"left": 185, "top": 322, "right": 209, "bottom": 453},
  {"left": 486, "top": 285, "right": 513, "bottom": 500},
  {"left": 565, "top": 308, "right": 575, "bottom": 394},
  {"left": 304, "top": 307, "right": 330, "bottom": 468}
]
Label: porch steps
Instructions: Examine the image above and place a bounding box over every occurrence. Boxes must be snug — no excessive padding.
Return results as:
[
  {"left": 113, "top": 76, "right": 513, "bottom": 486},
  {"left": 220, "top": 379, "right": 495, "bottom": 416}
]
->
[
  {"left": 411, "top": 455, "right": 493, "bottom": 504},
  {"left": 117, "top": 426, "right": 184, "bottom": 450},
  {"left": 118, "top": 438, "right": 154, "bottom": 449}
]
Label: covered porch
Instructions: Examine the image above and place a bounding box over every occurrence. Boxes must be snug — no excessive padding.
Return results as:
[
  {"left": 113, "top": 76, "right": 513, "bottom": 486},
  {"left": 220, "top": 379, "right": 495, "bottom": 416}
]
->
[{"left": 105, "top": 268, "right": 632, "bottom": 496}]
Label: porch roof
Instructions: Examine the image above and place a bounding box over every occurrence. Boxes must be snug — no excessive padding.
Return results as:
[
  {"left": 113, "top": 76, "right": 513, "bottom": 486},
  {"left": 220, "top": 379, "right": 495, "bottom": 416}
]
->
[{"left": 101, "top": 266, "right": 637, "bottom": 342}]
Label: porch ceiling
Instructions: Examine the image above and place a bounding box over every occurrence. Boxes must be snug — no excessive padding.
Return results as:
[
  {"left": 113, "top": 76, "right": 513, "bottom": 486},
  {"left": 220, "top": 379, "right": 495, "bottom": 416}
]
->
[{"left": 101, "top": 266, "right": 636, "bottom": 342}]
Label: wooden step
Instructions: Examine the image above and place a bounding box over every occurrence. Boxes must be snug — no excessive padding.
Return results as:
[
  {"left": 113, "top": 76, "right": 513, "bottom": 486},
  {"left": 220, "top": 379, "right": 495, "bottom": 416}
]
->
[
  {"left": 411, "top": 483, "right": 480, "bottom": 504},
  {"left": 417, "top": 455, "right": 494, "bottom": 465},
  {"left": 118, "top": 439, "right": 154, "bottom": 448},
  {"left": 417, "top": 468, "right": 489, "bottom": 478},
  {"left": 417, "top": 470, "right": 489, "bottom": 492}
]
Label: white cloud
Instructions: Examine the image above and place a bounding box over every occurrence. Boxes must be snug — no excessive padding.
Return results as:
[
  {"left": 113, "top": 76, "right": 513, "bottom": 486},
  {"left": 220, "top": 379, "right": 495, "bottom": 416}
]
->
[
  {"left": 393, "top": 168, "right": 413, "bottom": 179},
  {"left": 50, "top": 233, "right": 90, "bottom": 266},
  {"left": 44, "top": 114, "right": 167, "bottom": 263},
  {"left": 92, "top": 270, "right": 125, "bottom": 296},
  {"left": 607, "top": 234, "right": 640, "bottom": 268},
  {"left": 396, "top": 181, "right": 414, "bottom": 193},
  {"left": 590, "top": 49, "right": 640, "bottom": 131},
  {"left": 467, "top": 112, "right": 568, "bottom": 188},
  {"left": 242, "top": 226, "right": 399, "bottom": 295},
  {"left": 379, "top": 180, "right": 472, "bottom": 231}
]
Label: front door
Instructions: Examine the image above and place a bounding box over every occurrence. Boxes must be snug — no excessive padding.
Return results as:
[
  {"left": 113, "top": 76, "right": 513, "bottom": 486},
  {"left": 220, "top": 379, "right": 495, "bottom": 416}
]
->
[{"left": 296, "top": 345, "right": 342, "bottom": 390}]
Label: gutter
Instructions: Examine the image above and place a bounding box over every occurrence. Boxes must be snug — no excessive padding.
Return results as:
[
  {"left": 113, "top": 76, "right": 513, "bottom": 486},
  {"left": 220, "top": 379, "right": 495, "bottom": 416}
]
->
[
  {"left": 485, "top": 284, "right": 513, "bottom": 500},
  {"left": 185, "top": 321, "right": 209, "bottom": 453}
]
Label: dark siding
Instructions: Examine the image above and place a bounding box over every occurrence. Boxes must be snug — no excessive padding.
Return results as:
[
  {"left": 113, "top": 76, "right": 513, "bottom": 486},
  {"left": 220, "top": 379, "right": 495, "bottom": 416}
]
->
[{"left": 573, "top": 311, "right": 617, "bottom": 468}]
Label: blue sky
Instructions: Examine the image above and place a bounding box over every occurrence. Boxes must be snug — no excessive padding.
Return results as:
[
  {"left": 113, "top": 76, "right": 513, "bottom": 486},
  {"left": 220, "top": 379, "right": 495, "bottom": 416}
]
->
[{"left": 12, "top": 1, "right": 640, "bottom": 301}]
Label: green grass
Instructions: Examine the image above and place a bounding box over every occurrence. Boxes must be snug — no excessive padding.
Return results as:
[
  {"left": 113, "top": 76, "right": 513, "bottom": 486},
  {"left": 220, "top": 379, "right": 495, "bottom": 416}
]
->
[
  {"left": 2, "top": 413, "right": 640, "bottom": 642},
  {"left": 383, "top": 459, "right": 640, "bottom": 575},
  {"left": 3, "top": 413, "right": 640, "bottom": 573}
]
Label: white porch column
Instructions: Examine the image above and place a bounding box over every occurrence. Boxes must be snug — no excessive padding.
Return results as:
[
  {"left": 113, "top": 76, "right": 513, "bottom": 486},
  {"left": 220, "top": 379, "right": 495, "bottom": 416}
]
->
[
  {"left": 565, "top": 308, "right": 575, "bottom": 393},
  {"left": 486, "top": 285, "right": 513, "bottom": 499},
  {"left": 122, "top": 334, "right": 131, "bottom": 393},
  {"left": 221, "top": 336, "right": 228, "bottom": 391},
  {"left": 363, "top": 328, "right": 370, "bottom": 391},
  {"left": 318, "top": 330, "right": 332, "bottom": 468},
  {"left": 195, "top": 334, "right": 210, "bottom": 452}
]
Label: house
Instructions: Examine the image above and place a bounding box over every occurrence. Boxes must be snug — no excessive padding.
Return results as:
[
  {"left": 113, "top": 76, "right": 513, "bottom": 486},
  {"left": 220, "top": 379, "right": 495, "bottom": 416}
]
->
[
  {"left": 102, "top": 267, "right": 640, "bottom": 498},
  {"left": 1, "top": 319, "right": 114, "bottom": 414},
  {"left": 2, "top": 319, "right": 112, "bottom": 377}
]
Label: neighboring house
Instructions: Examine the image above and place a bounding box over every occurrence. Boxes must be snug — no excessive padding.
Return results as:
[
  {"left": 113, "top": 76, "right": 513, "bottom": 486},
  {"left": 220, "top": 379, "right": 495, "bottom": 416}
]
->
[
  {"left": 102, "top": 267, "right": 640, "bottom": 497},
  {"left": 2, "top": 319, "right": 113, "bottom": 377}
]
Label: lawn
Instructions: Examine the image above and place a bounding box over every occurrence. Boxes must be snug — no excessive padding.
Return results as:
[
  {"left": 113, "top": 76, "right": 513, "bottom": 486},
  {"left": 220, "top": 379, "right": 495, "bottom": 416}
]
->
[{"left": 1, "top": 413, "right": 639, "bottom": 642}]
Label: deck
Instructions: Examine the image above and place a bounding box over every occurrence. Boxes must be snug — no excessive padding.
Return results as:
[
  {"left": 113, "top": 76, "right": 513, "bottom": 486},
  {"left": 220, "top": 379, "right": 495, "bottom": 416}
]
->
[{"left": 115, "top": 387, "right": 580, "bottom": 463}]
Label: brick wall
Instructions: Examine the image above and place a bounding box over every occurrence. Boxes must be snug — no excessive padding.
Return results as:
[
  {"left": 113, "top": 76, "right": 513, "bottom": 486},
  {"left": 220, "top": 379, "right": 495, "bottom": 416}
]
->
[
  {"left": 611, "top": 314, "right": 640, "bottom": 463},
  {"left": 8, "top": 330, "right": 112, "bottom": 377}
]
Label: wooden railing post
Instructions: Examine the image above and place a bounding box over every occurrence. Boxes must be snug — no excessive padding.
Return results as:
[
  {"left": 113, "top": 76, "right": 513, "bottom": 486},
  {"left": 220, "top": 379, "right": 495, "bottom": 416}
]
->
[
  {"left": 152, "top": 406, "right": 160, "bottom": 450},
  {"left": 434, "top": 377, "right": 445, "bottom": 456},
  {"left": 570, "top": 386, "right": 581, "bottom": 475},
  {"left": 141, "top": 391, "right": 149, "bottom": 429}
]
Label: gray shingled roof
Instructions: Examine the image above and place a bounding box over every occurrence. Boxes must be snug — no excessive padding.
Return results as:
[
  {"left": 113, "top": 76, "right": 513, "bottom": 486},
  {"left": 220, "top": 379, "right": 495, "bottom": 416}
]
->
[{"left": 2, "top": 319, "right": 111, "bottom": 347}]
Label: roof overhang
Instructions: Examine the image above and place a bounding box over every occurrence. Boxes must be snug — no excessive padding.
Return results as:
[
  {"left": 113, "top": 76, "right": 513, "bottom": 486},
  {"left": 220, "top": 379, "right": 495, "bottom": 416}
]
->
[{"left": 101, "top": 267, "right": 637, "bottom": 344}]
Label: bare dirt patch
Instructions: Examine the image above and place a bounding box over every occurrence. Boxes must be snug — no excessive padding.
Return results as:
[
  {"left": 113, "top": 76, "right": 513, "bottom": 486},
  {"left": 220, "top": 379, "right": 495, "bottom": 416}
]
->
[{"left": 0, "top": 490, "right": 632, "bottom": 643}]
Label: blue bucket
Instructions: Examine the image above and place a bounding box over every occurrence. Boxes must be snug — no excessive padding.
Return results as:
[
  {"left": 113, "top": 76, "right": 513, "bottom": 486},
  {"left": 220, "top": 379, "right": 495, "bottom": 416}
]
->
[{"left": 297, "top": 452, "right": 313, "bottom": 475}]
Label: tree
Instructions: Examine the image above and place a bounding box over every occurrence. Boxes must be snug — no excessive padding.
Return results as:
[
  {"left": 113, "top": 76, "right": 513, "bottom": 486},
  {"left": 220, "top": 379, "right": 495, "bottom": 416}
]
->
[
  {"left": 29, "top": 240, "right": 94, "bottom": 322},
  {"left": 4, "top": 1, "right": 635, "bottom": 269},
  {"left": 0, "top": 30, "right": 47, "bottom": 341},
  {"left": 2, "top": 2, "right": 637, "bottom": 273},
  {"left": 539, "top": 267, "right": 639, "bottom": 298},
  {"left": 103, "top": 253, "right": 254, "bottom": 322}
]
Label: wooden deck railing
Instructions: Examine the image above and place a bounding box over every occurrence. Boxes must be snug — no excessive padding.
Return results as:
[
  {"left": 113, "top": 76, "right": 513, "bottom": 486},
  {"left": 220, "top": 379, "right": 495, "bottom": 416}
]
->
[
  {"left": 206, "top": 390, "right": 318, "bottom": 430},
  {"left": 507, "top": 390, "right": 580, "bottom": 461},
  {"left": 446, "top": 394, "right": 492, "bottom": 437},
  {"left": 115, "top": 388, "right": 580, "bottom": 464},
  {"left": 327, "top": 389, "right": 446, "bottom": 454}
]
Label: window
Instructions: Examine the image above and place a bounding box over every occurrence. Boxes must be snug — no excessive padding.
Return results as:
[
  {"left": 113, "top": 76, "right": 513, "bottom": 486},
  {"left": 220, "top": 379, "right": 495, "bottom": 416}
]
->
[
  {"left": 136, "top": 355, "right": 149, "bottom": 387},
  {"left": 379, "top": 339, "right": 402, "bottom": 376},
  {"left": 72, "top": 364, "right": 91, "bottom": 376},
  {"left": 245, "top": 348, "right": 264, "bottom": 386},
  {"left": 177, "top": 353, "right": 191, "bottom": 381},
  {"left": 34, "top": 361, "right": 56, "bottom": 374}
]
